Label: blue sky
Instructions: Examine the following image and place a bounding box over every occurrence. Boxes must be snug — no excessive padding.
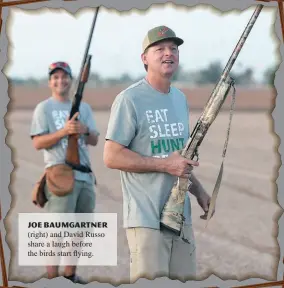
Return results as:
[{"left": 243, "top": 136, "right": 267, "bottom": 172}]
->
[{"left": 3, "top": 4, "right": 280, "bottom": 82}]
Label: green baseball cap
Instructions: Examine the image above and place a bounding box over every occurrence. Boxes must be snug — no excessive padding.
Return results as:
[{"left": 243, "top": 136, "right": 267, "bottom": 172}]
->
[{"left": 142, "top": 25, "right": 184, "bottom": 52}]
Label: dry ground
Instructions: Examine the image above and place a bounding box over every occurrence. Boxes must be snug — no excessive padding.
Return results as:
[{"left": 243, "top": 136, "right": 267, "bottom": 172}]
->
[
  {"left": 3, "top": 108, "right": 282, "bottom": 286},
  {"left": 8, "top": 84, "right": 276, "bottom": 111}
]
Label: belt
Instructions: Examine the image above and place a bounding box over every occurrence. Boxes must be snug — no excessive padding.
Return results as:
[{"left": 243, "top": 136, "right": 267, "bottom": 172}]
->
[{"left": 65, "top": 161, "right": 92, "bottom": 173}]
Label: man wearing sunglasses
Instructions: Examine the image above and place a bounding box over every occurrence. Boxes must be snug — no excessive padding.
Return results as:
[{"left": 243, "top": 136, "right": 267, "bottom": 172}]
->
[{"left": 30, "top": 61, "right": 100, "bottom": 284}]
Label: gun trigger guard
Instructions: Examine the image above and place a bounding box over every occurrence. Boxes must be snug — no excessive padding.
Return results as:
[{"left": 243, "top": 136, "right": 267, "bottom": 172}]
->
[{"left": 192, "top": 150, "right": 199, "bottom": 162}]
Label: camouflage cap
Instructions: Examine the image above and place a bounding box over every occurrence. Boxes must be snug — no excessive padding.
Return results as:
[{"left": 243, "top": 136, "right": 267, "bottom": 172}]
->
[{"left": 142, "top": 25, "right": 184, "bottom": 52}]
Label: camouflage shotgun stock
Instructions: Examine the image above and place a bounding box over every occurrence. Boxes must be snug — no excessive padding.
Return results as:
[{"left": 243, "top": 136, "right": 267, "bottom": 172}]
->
[
  {"left": 65, "top": 7, "right": 100, "bottom": 172},
  {"left": 160, "top": 4, "right": 264, "bottom": 235}
]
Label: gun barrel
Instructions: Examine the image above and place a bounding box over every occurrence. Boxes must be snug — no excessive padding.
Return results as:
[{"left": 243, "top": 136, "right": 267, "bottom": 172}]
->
[
  {"left": 73, "top": 7, "right": 100, "bottom": 92},
  {"left": 221, "top": 4, "right": 263, "bottom": 81},
  {"left": 199, "top": 4, "right": 263, "bottom": 120}
]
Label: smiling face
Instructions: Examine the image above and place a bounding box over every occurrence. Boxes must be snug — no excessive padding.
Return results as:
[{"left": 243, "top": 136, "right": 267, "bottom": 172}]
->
[
  {"left": 48, "top": 69, "right": 72, "bottom": 97},
  {"left": 141, "top": 40, "right": 179, "bottom": 78}
]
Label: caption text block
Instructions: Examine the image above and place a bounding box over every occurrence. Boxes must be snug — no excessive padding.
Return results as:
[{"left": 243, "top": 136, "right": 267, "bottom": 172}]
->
[{"left": 18, "top": 213, "right": 117, "bottom": 266}]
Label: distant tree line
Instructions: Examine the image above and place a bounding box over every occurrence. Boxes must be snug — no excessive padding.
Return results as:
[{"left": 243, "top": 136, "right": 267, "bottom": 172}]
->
[
  {"left": 171, "top": 61, "right": 277, "bottom": 86},
  {"left": 8, "top": 60, "right": 278, "bottom": 87}
]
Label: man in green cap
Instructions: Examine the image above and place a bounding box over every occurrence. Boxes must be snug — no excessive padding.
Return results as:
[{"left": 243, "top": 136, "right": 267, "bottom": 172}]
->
[{"left": 104, "top": 26, "right": 211, "bottom": 282}]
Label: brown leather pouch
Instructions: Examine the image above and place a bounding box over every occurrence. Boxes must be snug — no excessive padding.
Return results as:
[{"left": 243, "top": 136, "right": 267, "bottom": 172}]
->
[
  {"left": 32, "top": 172, "right": 48, "bottom": 208},
  {"left": 45, "top": 164, "right": 75, "bottom": 196}
]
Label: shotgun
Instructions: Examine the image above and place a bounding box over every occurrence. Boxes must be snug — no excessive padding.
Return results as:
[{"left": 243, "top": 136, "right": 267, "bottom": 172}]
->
[
  {"left": 160, "top": 4, "right": 264, "bottom": 235},
  {"left": 65, "top": 7, "right": 100, "bottom": 174}
]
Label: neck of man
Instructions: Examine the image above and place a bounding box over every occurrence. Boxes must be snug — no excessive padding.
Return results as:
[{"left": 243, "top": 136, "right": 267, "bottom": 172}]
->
[
  {"left": 52, "top": 92, "right": 70, "bottom": 102},
  {"left": 146, "top": 72, "right": 171, "bottom": 94}
]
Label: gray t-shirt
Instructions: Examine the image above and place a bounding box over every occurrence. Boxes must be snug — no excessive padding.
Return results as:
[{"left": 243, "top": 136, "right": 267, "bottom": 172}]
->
[
  {"left": 30, "top": 97, "right": 100, "bottom": 184},
  {"left": 106, "top": 78, "right": 192, "bottom": 229}
]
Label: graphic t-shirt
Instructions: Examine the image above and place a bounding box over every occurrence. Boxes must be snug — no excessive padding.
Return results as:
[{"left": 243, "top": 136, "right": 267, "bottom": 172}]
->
[
  {"left": 30, "top": 97, "right": 100, "bottom": 184},
  {"left": 106, "top": 78, "right": 192, "bottom": 229}
]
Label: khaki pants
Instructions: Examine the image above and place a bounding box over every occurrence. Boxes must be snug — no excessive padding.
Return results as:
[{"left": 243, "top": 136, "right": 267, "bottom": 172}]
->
[
  {"left": 126, "top": 223, "right": 196, "bottom": 283},
  {"left": 44, "top": 179, "right": 95, "bottom": 213}
]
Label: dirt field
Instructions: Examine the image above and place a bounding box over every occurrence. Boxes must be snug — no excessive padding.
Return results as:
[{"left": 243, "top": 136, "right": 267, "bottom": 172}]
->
[
  {"left": 3, "top": 106, "right": 281, "bottom": 285},
  {"left": 7, "top": 84, "right": 276, "bottom": 111}
]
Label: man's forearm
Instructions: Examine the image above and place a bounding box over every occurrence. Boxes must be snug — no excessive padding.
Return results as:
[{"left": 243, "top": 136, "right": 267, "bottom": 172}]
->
[
  {"left": 189, "top": 173, "right": 206, "bottom": 197},
  {"left": 104, "top": 144, "right": 167, "bottom": 173},
  {"left": 85, "top": 131, "right": 99, "bottom": 146},
  {"left": 32, "top": 129, "right": 66, "bottom": 150}
]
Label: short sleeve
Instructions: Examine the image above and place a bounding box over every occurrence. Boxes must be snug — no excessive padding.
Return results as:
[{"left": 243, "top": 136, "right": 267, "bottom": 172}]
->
[
  {"left": 84, "top": 104, "right": 100, "bottom": 136},
  {"left": 30, "top": 102, "right": 49, "bottom": 138},
  {"left": 105, "top": 92, "right": 137, "bottom": 147}
]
